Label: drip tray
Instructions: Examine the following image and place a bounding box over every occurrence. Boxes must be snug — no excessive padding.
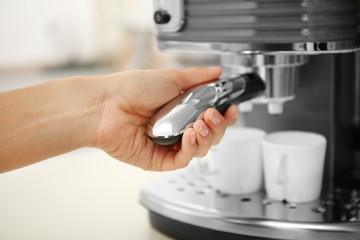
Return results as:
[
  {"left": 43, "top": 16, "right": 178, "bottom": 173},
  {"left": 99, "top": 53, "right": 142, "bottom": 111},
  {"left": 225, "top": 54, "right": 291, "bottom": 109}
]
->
[{"left": 140, "top": 166, "right": 360, "bottom": 240}]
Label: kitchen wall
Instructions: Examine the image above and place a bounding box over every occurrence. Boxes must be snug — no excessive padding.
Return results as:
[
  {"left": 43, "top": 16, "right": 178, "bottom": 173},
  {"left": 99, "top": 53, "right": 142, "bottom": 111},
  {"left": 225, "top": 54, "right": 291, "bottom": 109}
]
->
[
  {"left": 0, "top": 0, "right": 162, "bottom": 70},
  {"left": 0, "top": 0, "right": 99, "bottom": 68},
  {"left": 0, "top": 0, "right": 217, "bottom": 72}
]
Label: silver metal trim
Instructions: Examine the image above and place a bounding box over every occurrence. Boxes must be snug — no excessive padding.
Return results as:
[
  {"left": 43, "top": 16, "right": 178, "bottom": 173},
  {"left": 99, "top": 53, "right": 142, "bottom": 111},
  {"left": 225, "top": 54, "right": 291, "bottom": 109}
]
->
[
  {"left": 158, "top": 40, "right": 360, "bottom": 54},
  {"left": 220, "top": 54, "right": 307, "bottom": 67}
]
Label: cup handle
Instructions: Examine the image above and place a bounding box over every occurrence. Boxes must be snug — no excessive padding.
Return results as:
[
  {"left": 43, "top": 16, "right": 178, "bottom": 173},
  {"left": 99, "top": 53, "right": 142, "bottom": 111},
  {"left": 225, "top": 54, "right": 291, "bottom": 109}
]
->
[{"left": 274, "top": 153, "right": 288, "bottom": 185}]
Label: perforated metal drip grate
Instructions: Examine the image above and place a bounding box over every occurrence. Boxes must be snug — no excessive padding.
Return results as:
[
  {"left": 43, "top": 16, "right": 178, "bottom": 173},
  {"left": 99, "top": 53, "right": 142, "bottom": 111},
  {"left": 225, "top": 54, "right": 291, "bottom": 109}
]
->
[
  {"left": 141, "top": 166, "right": 360, "bottom": 239},
  {"left": 143, "top": 166, "right": 360, "bottom": 223},
  {"left": 150, "top": 168, "right": 336, "bottom": 222}
]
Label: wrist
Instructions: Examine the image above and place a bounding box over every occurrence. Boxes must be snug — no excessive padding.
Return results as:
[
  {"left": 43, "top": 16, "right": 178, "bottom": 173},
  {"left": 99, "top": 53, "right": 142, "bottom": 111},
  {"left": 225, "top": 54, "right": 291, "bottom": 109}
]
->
[
  {"left": 85, "top": 72, "right": 132, "bottom": 152},
  {"left": 66, "top": 75, "right": 108, "bottom": 149}
]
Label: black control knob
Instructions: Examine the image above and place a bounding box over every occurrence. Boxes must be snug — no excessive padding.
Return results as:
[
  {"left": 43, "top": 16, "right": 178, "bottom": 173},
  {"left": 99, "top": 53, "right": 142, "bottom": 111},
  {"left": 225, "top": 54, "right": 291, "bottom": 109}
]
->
[{"left": 154, "top": 10, "right": 171, "bottom": 24}]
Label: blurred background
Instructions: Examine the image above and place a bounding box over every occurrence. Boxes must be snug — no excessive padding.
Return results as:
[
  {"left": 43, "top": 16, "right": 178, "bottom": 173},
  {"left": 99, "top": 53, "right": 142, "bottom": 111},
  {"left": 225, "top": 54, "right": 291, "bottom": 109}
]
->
[
  {"left": 0, "top": 0, "right": 165, "bottom": 71},
  {"left": 0, "top": 1, "right": 218, "bottom": 239},
  {"left": 0, "top": 0, "right": 217, "bottom": 73}
]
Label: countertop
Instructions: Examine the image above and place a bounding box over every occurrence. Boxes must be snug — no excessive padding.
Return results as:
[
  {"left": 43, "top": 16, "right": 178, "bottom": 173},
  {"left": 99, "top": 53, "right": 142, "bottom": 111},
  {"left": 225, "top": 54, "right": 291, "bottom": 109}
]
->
[{"left": 0, "top": 68, "right": 173, "bottom": 240}]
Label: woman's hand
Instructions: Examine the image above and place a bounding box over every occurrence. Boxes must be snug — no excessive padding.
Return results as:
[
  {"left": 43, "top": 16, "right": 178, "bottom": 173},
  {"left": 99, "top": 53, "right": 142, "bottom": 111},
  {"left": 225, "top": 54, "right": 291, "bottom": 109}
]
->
[
  {"left": 0, "top": 67, "right": 237, "bottom": 173},
  {"left": 93, "top": 67, "right": 238, "bottom": 171}
]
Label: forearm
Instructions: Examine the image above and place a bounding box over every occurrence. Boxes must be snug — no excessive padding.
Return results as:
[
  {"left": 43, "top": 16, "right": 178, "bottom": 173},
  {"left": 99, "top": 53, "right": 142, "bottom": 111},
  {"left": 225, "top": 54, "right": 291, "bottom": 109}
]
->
[
  {"left": 0, "top": 67, "right": 230, "bottom": 173},
  {"left": 0, "top": 76, "right": 104, "bottom": 173}
]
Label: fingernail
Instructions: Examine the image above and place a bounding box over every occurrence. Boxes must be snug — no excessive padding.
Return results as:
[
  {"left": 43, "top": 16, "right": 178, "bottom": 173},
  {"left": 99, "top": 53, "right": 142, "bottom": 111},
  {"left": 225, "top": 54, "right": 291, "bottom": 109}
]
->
[
  {"left": 210, "top": 110, "right": 221, "bottom": 125},
  {"left": 199, "top": 122, "right": 209, "bottom": 137},
  {"left": 190, "top": 131, "right": 196, "bottom": 144},
  {"left": 235, "top": 110, "right": 239, "bottom": 120}
]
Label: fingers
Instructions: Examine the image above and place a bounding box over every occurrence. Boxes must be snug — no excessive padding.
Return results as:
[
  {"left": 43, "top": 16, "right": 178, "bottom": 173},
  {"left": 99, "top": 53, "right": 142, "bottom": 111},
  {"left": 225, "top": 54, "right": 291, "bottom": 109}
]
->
[
  {"left": 223, "top": 105, "right": 239, "bottom": 126},
  {"left": 163, "top": 106, "right": 238, "bottom": 171},
  {"left": 192, "top": 120, "right": 213, "bottom": 157},
  {"left": 162, "top": 128, "right": 197, "bottom": 170},
  {"left": 203, "top": 107, "right": 238, "bottom": 145},
  {"left": 203, "top": 108, "right": 225, "bottom": 145}
]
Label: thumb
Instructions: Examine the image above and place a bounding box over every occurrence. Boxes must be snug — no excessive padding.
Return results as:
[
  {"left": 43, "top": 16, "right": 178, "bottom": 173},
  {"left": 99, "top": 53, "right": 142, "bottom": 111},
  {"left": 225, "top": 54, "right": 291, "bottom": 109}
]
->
[{"left": 174, "top": 66, "right": 222, "bottom": 90}]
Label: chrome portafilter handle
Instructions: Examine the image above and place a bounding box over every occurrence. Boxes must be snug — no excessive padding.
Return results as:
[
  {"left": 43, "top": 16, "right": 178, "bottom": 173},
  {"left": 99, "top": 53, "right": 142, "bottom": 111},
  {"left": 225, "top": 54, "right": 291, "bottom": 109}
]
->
[{"left": 146, "top": 73, "right": 265, "bottom": 145}]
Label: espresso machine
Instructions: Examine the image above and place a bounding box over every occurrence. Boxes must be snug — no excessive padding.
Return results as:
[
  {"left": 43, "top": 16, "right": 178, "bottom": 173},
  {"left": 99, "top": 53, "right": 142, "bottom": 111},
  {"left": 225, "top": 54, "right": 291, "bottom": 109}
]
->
[{"left": 140, "top": 0, "right": 360, "bottom": 239}]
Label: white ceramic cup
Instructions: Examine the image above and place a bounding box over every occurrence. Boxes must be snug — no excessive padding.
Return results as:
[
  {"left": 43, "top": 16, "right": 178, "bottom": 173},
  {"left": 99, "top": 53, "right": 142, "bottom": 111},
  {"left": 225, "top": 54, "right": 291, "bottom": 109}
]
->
[
  {"left": 262, "top": 131, "right": 327, "bottom": 203},
  {"left": 211, "top": 127, "right": 266, "bottom": 195}
]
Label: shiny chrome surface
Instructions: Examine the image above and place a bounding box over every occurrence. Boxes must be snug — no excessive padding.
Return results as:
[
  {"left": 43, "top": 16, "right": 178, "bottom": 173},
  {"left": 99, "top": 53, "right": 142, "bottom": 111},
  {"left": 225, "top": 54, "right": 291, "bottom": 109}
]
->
[
  {"left": 221, "top": 54, "right": 307, "bottom": 114},
  {"left": 146, "top": 74, "right": 265, "bottom": 144},
  {"left": 147, "top": 83, "right": 219, "bottom": 140},
  {"left": 140, "top": 166, "right": 360, "bottom": 240},
  {"left": 221, "top": 54, "right": 307, "bottom": 67}
]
